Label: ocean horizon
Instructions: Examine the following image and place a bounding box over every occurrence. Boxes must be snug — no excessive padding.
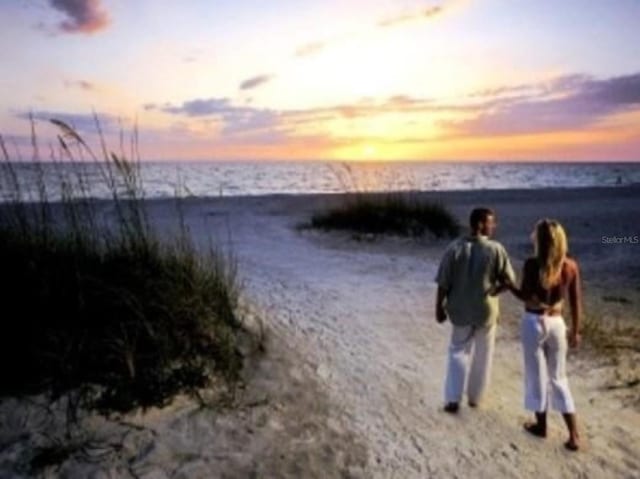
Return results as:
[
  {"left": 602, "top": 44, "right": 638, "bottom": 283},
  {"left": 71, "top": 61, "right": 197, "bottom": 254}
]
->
[{"left": 2, "top": 160, "right": 640, "bottom": 202}]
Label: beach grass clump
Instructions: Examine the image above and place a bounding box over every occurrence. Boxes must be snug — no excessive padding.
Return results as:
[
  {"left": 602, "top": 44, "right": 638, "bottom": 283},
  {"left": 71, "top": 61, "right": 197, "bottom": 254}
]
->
[
  {"left": 311, "top": 193, "right": 460, "bottom": 238},
  {"left": 0, "top": 119, "right": 243, "bottom": 413},
  {"left": 581, "top": 310, "right": 640, "bottom": 354}
]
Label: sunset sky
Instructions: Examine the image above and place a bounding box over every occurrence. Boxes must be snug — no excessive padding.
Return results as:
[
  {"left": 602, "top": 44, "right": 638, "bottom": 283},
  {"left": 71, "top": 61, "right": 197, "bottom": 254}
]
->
[{"left": 1, "top": 0, "right": 639, "bottom": 161}]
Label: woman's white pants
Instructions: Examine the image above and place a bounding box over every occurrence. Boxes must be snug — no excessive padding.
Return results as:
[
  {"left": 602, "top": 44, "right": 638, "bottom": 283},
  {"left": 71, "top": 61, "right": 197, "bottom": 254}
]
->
[{"left": 521, "top": 312, "right": 576, "bottom": 413}]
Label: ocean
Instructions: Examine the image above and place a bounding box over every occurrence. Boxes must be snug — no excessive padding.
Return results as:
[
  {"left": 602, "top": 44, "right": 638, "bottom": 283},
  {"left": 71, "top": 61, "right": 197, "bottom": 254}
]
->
[{"left": 1, "top": 161, "right": 639, "bottom": 202}]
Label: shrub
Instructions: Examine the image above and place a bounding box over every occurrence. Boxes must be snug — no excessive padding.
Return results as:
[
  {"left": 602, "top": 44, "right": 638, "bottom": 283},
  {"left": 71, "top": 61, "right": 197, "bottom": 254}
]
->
[
  {"left": 0, "top": 118, "right": 243, "bottom": 413},
  {"left": 311, "top": 193, "right": 460, "bottom": 238}
]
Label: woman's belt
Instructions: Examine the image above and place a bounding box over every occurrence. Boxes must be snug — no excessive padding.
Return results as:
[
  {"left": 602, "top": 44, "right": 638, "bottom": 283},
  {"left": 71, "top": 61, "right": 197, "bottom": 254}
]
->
[{"left": 525, "top": 307, "right": 561, "bottom": 315}]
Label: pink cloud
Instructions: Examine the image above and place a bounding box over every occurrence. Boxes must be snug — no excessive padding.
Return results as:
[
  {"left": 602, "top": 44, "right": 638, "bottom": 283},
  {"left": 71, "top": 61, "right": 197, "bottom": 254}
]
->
[
  {"left": 377, "top": 5, "right": 443, "bottom": 28},
  {"left": 239, "top": 75, "right": 274, "bottom": 91},
  {"left": 49, "top": 0, "right": 110, "bottom": 34}
]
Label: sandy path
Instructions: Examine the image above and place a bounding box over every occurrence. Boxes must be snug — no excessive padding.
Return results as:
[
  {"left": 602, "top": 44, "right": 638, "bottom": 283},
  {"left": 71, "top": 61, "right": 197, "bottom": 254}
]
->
[{"left": 195, "top": 193, "right": 640, "bottom": 478}]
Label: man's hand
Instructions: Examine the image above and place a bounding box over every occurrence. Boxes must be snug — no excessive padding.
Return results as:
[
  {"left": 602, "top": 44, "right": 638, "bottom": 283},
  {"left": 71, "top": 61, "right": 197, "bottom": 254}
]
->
[
  {"left": 489, "top": 283, "right": 508, "bottom": 296},
  {"left": 490, "top": 275, "right": 517, "bottom": 296},
  {"left": 436, "top": 305, "right": 448, "bottom": 323}
]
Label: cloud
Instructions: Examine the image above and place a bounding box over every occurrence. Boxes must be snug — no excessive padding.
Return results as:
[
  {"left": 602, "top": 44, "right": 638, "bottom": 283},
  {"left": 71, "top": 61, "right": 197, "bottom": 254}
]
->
[
  {"left": 468, "top": 83, "right": 538, "bottom": 99},
  {"left": 450, "top": 72, "right": 640, "bottom": 136},
  {"left": 145, "top": 98, "right": 235, "bottom": 117},
  {"left": 295, "top": 41, "right": 327, "bottom": 58},
  {"left": 64, "top": 79, "right": 95, "bottom": 90},
  {"left": 145, "top": 93, "right": 484, "bottom": 150},
  {"left": 377, "top": 5, "right": 443, "bottom": 28},
  {"left": 155, "top": 72, "right": 640, "bottom": 142},
  {"left": 48, "top": 0, "right": 110, "bottom": 34},
  {"left": 148, "top": 93, "right": 475, "bottom": 131},
  {"left": 219, "top": 109, "right": 281, "bottom": 138},
  {"left": 295, "top": 95, "right": 480, "bottom": 120},
  {"left": 294, "top": 5, "right": 444, "bottom": 58},
  {"left": 145, "top": 99, "right": 283, "bottom": 140},
  {"left": 15, "top": 111, "right": 117, "bottom": 134},
  {"left": 583, "top": 73, "right": 640, "bottom": 105},
  {"left": 294, "top": 35, "right": 354, "bottom": 59},
  {"left": 239, "top": 74, "right": 274, "bottom": 91}
]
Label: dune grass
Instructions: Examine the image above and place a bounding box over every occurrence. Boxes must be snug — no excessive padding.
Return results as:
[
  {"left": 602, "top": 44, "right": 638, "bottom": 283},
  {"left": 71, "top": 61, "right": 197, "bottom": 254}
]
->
[
  {"left": 0, "top": 118, "right": 244, "bottom": 414},
  {"left": 311, "top": 193, "right": 460, "bottom": 238}
]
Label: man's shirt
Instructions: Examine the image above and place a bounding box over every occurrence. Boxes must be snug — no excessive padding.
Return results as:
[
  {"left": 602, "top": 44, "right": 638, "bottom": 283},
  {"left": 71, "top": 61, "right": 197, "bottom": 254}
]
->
[{"left": 435, "top": 235, "right": 516, "bottom": 327}]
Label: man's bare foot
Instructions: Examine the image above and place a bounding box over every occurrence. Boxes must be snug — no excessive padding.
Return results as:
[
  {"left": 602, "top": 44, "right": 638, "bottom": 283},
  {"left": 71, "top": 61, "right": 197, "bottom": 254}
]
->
[
  {"left": 444, "top": 402, "right": 459, "bottom": 413},
  {"left": 523, "top": 421, "right": 547, "bottom": 438}
]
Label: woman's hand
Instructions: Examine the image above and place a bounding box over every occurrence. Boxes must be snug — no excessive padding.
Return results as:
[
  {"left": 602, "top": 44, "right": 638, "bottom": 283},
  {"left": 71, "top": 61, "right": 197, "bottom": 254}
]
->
[{"left": 568, "top": 330, "right": 581, "bottom": 348}]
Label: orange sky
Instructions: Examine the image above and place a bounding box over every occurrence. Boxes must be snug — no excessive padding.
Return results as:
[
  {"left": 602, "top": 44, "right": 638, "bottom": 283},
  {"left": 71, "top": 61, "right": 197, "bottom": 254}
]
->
[{"left": 2, "top": 0, "right": 640, "bottom": 161}]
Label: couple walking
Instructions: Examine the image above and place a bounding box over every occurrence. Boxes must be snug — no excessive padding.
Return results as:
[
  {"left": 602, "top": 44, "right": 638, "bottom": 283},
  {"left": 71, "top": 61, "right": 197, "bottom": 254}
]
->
[{"left": 435, "top": 208, "right": 582, "bottom": 451}]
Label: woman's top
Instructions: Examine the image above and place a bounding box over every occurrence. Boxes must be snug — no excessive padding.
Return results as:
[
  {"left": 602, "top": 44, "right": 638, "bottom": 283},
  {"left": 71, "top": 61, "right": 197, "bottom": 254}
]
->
[{"left": 520, "top": 256, "right": 582, "bottom": 315}]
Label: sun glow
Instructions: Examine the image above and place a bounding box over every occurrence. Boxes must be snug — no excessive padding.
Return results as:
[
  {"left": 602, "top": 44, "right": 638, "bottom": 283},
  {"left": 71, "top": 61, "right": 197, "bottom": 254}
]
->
[{"left": 362, "top": 144, "right": 377, "bottom": 158}]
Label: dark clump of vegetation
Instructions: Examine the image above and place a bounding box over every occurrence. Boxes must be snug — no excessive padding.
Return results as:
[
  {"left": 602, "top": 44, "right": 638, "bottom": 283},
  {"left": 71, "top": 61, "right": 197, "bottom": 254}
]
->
[
  {"left": 311, "top": 194, "right": 460, "bottom": 238},
  {"left": 0, "top": 118, "right": 243, "bottom": 414}
]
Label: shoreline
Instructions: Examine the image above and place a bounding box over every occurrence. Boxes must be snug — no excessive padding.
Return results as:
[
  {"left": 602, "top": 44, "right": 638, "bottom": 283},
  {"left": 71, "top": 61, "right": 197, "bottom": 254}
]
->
[
  {"left": 145, "top": 182, "right": 640, "bottom": 202},
  {"left": 3, "top": 182, "right": 640, "bottom": 207}
]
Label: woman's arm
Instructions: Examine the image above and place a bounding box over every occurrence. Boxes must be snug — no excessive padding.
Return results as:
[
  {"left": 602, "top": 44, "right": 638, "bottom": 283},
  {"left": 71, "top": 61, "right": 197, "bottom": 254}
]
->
[
  {"left": 509, "top": 259, "right": 535, "bottom": 302},
  {"left": 567, "top": 260, "right": 583, "bottom": 348},
  {"left": 507, "top": 279, "right": 525, "bottom": 300}
]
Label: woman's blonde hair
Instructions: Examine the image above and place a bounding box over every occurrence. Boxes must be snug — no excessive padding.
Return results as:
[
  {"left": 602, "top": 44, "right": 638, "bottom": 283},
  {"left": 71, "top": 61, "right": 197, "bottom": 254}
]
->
[{"left": 534, "top": 219, "right": 568, "bottom": 288}]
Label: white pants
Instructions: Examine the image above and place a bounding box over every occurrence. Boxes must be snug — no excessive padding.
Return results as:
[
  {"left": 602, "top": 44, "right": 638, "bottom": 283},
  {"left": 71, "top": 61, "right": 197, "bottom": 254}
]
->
[
  {"left": 444, "top": 323, "right": 496, "bottom": 404},
  {"left": 521, "top": 312, "right": 576, "bottom": 413}
]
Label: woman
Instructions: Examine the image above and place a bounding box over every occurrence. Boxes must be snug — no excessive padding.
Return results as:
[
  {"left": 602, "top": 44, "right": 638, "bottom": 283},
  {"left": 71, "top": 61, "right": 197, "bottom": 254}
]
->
[{"left": 510, "top": 219, "right": 582, "bottom": 451}]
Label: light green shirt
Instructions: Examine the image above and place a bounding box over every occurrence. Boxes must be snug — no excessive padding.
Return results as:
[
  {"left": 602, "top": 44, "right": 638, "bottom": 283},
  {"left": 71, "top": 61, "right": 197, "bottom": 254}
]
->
[{"left": 435, "top": 235, "right": 516, "bottom": 327}]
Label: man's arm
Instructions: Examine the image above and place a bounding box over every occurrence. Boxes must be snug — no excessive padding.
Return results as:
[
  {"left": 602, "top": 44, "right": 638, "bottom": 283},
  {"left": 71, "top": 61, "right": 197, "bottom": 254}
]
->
[
  {"left": 490, "top": 275, "right": 518, "bottom": 296},
  {"left": 436, "top": 286, "right": 448, "bottom": 323},
  {"left": 506, "top": 276, "right": 525, "bottom": 300},
  {"left": 434, "top": 244, "right": 454, "bottom": 323},
  {"left": 491, "top": 246, "right": 518, "bottom": 296}
]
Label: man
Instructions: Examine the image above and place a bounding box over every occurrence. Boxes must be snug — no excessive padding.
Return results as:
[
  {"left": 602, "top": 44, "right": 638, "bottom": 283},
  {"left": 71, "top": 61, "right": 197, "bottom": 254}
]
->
[{"left": 435, "top": 207, "right": 515, "bottom": 413}]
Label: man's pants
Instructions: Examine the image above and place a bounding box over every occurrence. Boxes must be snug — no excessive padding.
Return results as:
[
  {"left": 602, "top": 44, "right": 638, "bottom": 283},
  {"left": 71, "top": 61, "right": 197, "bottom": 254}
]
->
[{"left": 444, "top": 323, "right": 496, "bottom": 404}]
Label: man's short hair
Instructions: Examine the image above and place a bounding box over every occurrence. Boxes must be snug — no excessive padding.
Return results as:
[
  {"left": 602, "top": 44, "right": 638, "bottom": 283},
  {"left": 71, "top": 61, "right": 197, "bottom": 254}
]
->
[{"left": 469, "top": 207, "right": 495, "bottom": 230}]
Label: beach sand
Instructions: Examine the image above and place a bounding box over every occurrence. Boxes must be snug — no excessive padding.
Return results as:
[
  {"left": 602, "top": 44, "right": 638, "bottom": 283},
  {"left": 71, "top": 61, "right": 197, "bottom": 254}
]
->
[{"left": 1, "top": 185, "right": 639, "bottom": 478}]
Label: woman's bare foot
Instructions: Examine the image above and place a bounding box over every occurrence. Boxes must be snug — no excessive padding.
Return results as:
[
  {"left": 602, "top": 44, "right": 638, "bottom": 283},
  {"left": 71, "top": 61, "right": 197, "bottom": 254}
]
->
[{"left": 562, "top": 413, "right": 579, "bottom": 451}]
